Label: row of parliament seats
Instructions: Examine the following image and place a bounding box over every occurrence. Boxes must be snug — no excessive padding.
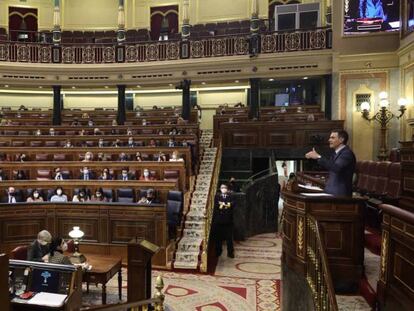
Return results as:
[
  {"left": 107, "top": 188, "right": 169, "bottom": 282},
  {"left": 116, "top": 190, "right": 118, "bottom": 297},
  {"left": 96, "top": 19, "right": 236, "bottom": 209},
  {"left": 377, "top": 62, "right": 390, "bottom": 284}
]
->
[
  {"left": 0, "top": 20, "right": 268, "bottom": 43},
  {"left": 0, "top": 128, "right": 195, "bottom": 136},
  {"left": 0, "top": 135, "right": 196, "bottom": 147},
  {"left": 355, "top": 161, "right": 402, "bottom": 229}
]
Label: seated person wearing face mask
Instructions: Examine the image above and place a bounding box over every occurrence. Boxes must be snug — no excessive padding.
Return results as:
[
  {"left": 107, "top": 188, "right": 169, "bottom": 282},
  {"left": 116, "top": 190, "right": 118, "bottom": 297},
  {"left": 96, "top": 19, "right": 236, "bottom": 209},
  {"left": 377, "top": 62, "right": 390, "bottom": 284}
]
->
[
  {"left": 26, "top": 190, "right": 44, "bottom": 202},
  {"left": 83, "top": 152, "right": 94, "bottom": 162},
  {"left": 154, "top": 152, "right": 167, "bottom": 162},
  {"left": 54, "top": 167, "right": 66, "bottom": 180},
  {"left": 99, "top": 168, "right": 113, "bottom": 180},
  {"left": 139, "top": 169, "right": 155, "bottom": 181},
  {"left": 50, "top": 187, "right": 68, "bottom": 202},
  {"left": 80, "top": 167, "right": 95, "bottom": 180},
  {"left": 47, "top": 237, "right": 72, "bottom": 265},
  {"left": 90, "top": 188, "right": 108, "bottom": 202},
  {"left": 118, "top": 168, "right": 136, "bottom": 181},
  {"left": 127, "top": 138, "right": 135, "bottom": 148},
  {"left": 3, "top": 187, "right": 22, "bottom": 203},
  {"left": 118, "top": 152, "right": 129, "bottom": 161},
  {"left": 72, "top": 188, "right": 90, "bottom": 202},
  {"left": 27, "top": 230, "right": 52, "bottom": 262},
  {"left": 169, "top": 151, "right": 184, "bottom": 162}
]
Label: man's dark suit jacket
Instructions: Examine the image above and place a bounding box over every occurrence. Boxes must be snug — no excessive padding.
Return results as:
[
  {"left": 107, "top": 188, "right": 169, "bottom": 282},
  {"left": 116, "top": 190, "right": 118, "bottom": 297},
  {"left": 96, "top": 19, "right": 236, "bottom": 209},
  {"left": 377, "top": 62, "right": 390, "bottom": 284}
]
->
[
  {"left": 79, "top": 172, "right": 95, "bottom": 180},
  {"left": 27, "top": 240, "right": 49, "bottom": 262},
  {"left": 317, "top": 145, "right": 356, "bottom": 197}
]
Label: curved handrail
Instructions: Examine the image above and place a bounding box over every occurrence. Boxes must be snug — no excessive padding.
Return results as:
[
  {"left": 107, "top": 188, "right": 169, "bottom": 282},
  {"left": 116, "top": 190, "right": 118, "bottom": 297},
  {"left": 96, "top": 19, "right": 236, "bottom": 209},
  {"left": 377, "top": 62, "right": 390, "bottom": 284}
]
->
[
  {"left": 306, "top": 216, "right": 338, "bottom": 311},
  {"left": 200, "top": 139, "right": 222, "bottom": 272}
]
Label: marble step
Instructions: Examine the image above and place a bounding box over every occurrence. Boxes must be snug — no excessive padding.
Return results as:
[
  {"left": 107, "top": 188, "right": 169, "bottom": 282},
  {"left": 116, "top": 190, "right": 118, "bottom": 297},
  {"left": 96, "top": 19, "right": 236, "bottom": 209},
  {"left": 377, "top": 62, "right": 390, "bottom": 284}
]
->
[
  {"left": 182, "top": 229, "right": 204, "bottom": 238},
  {"left": 174, "top": 261, "right": 199, "bottom": 270},
  {"left": 177, "top": 241, "right": 202, "bottom": 253},
  {"left": 174, "top": 251, "right": 200, "bottom": 263},
  {"left": 184, "top": 221, "right": 205, "bottom": 231}
]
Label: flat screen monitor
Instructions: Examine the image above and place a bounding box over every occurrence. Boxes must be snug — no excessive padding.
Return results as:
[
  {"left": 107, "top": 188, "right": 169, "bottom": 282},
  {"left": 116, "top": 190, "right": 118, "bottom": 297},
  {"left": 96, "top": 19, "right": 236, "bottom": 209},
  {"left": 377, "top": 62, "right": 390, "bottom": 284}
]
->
[
  {"left": 344, "top": 0, "right": 400, "bottom": 34},
  {"left": 30, "top": 269, "right": 61, "bottom": 293},
  {"left": 275, "top": 94, "right": 290, "bottom": 106}
]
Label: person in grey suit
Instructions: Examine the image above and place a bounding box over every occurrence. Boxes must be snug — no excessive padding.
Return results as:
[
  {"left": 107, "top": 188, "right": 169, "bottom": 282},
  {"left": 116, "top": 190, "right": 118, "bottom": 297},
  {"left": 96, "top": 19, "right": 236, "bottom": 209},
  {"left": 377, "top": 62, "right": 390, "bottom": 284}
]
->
[{"left": 305, "top": 130, "right": 356, "bottom": 197}]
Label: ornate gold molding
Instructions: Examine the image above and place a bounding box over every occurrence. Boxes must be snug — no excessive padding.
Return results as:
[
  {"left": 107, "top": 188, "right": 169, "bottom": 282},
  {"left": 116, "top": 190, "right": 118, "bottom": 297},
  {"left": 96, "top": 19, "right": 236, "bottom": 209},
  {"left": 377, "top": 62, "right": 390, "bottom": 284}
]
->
[
  {"left": 297, "top": 216, "right": 304, "bottom": 258},
  {"left": 380, "top": 230, "right": 389, "bottom": 282}
]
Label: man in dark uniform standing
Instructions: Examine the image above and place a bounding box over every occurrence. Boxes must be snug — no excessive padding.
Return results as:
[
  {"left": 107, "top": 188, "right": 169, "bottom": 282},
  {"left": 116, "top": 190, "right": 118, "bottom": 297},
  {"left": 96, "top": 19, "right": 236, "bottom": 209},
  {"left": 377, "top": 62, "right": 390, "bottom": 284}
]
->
[{"left": 212, "top": 184, "right": 235, "bottom": 258}]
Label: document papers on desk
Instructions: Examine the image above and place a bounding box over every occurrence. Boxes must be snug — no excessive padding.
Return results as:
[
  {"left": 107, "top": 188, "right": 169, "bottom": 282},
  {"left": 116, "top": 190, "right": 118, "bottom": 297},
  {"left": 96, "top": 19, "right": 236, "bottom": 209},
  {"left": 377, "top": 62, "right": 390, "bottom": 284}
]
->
[
  {"left": 298, "top": 184, "right": 323, "bottom": 191},
  {"left": 300, "top": 192, "right": 333, "bottom": 197},
  {"left": 27, "top": 292, "right": 67, "bottom": 307}
]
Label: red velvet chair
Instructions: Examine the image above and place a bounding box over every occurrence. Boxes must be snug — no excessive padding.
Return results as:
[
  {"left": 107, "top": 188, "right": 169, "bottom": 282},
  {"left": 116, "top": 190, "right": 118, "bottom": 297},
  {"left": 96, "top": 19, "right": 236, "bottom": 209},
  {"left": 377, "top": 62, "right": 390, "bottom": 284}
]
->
[
  {"left": 366, "top": 161, "right": 379, "bottom": 194},
  {"left": 387, "top": 162, "right": 401, "bottom": 199},
  {"left": 374, "top": 161, "right": 391, "bottom": 196},
  {"left": 10, "top": 245, "right": 28, "bottom": 260}
]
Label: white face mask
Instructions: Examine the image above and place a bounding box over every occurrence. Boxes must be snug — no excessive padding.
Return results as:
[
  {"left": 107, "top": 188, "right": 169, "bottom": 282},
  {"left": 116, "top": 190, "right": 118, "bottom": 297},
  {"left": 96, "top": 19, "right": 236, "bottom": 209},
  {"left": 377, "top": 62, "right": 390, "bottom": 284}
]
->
[
  {"left": 172, "top": 154, "right": 177, "bottom": 159},
  {"left": 39, "top": 240, "right": 48, "bottom": 246},
  {"left": 33, "top": 193, "right": 39, "bottom": 198},
  {"left": 85, "top": 155, "right": 91, "bottom": 160},
  {"left": 56, "top": 190, "right": 63, "bottom": 195},
  {"left": 143, "top": 171, "right": 149, "bottom": 177},
  {"left": 61, "top": 242, "right": 68, "bottom": 252},
  {"left": 221, "top": 188, "right": 228, "bottom": 194}
]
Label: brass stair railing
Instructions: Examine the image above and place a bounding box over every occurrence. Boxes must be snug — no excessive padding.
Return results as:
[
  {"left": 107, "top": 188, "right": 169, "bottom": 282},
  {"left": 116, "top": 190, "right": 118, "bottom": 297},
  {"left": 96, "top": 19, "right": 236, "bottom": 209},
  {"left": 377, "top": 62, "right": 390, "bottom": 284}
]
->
[
  {"left": 306, "top": 216, "right": 338, "bottom": 311},
  {"left": 200, "top": 140, "right": 222, "bottom": 272}
]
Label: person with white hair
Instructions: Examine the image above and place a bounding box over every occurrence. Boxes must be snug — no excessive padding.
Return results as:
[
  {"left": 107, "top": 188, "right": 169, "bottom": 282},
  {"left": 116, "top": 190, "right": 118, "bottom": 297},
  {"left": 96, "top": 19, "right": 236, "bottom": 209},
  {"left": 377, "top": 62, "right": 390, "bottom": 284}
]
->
[{"left": 27, "top": 230, "right": 52, "bottom": 262}]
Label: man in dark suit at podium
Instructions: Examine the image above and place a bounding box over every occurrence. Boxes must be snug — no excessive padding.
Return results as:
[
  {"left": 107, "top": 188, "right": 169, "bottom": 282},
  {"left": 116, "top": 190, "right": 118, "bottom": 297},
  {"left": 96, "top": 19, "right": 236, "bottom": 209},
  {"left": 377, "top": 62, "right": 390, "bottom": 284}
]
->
[{"left": 305, "top": 130, "right": 356, "bottom": 197}]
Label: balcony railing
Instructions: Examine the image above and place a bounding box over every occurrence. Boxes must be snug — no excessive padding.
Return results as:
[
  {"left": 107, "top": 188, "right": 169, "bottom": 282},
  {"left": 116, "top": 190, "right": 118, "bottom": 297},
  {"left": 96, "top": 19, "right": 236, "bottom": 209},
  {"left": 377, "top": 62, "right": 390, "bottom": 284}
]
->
[{"left": 0, "top": 28, "right": 331, "bottom": 64}]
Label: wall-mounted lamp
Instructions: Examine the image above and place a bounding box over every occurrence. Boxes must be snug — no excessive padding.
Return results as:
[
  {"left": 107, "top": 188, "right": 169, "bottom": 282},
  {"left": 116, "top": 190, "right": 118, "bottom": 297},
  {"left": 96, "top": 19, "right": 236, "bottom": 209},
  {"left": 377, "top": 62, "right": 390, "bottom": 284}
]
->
[{"left": 360, "top": 92, "right": 408, "bottom": 161}]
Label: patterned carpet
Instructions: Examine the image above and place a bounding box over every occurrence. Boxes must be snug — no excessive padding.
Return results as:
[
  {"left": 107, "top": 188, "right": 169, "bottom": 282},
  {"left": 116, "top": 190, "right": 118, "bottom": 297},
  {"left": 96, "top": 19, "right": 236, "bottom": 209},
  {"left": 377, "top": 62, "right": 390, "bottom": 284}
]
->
[{"left": 82, "top": 233, "right": 282, "bottom": 311}]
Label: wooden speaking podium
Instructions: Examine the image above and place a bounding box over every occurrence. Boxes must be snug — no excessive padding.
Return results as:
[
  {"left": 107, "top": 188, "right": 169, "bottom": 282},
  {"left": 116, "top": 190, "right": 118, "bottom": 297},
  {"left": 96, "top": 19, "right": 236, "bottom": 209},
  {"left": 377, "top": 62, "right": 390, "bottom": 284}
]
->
[
  {"left": 127, "top": 238, "right": 160, "bottom": 302},
  {"left": 281, "top": 187, "right": 365, "bottom": 293}
]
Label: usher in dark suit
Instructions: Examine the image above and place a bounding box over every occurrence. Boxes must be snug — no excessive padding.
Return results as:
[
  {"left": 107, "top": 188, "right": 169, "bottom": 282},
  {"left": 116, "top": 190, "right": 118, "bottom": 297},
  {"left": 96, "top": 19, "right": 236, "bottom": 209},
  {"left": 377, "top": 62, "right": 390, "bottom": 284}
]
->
[{"left": 317, "top": 145, "right": 356, "bottom": 197}]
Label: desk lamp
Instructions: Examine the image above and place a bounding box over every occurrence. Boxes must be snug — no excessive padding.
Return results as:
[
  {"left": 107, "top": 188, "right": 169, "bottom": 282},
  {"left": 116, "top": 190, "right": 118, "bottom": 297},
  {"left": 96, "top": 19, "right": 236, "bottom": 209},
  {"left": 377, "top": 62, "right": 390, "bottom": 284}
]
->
[{"left": 68, "top": 226, "right": 86, "bottom": 263}]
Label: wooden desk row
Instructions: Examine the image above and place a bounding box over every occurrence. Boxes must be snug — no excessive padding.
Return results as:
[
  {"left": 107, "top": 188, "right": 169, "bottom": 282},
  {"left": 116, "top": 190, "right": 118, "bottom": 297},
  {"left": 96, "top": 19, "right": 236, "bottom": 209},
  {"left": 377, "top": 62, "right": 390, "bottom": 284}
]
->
[
  {"left": 1, "top": 108, "right": 198, "bottom": 122},
  {"left": 0, "top": 146, "right": 193, "bottom": 176},
  {"left": 0, "top": 133, "right": 197, "bottom": 146},
  {"left": 218, "top": 120, "right": 344, "bottom": 151},
  {"left": 213, "top": 113, "right": 326, "bottom": 140},
  {"left": 0, "top": 180, "right": 177, "bottom": 204},
  {"left": 0, "top": 123, "right": 200, "bottom": 136},
  {"left": 0, "top": 202, "right": 169, "bottom": 267},
  {"left": 0, "top": 161, "right": 187, "bottom": 191},
  {"left": 215, "top": 105, "right": 322, "bottom": 114},
  {"left": 2, "top": 115, "right": 197, "bottom": 126}
]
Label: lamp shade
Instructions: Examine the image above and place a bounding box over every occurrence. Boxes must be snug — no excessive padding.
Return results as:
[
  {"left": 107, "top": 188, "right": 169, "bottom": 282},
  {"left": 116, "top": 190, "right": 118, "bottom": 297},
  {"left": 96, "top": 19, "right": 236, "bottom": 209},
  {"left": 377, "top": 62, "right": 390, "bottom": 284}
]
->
[
  {"left": 68, "top": 226, "right": 84, "bottom": 239},
  {"left": 398, "top": 98, "right": 408, "bottom": 107},
  {"left": 360, "top": 101, "right": 370, "bottom": 111},
  {"left": 379, "top": 91, "right": 388, "bottom": 100},
  {"left": 379, "top": 99, "right": 389, "bottom": 108}
]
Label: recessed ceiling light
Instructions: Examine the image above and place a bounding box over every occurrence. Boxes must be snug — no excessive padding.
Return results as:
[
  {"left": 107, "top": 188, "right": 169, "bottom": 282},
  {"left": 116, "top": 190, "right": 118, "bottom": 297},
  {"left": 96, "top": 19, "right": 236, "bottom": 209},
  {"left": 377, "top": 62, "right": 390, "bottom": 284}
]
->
[
  {"left": 71, "top": 86, "right": 76, "bottom": 89},
  {"left": 38, "top": 86, "right": 43, "bottom": 89},
  {"left": 303, "top": 77, "right": 308, "bottom": 80},
  {"left": 104, "top": 86, "right": 109, "bottom": 89},
  {"left": 201, "top": 82, "right": 206, "bottom": 85},
  {"left": 268, "top": 78, "right": 274, "bottom": 82},
  {"left": 169, "top": 83, "right": 173, "bottom": 87},
  {"left": 4, "top": 85, "right": 8, "bottom": 88},
  {"left": 136, "top": 85, "right": 141, "bottom": 88},
  {"left": 235, "top": 80, "right": 239, "bottom": 83}
]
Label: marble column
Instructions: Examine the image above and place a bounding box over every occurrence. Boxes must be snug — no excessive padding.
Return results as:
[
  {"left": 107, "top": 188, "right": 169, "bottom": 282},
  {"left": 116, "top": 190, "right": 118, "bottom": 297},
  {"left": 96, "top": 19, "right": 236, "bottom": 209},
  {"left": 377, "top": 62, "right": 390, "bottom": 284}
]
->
[
  {"left": 117, "top": 0, "right": 126, "bottom": 43},
  {"left": 117, "top": 85, "right": 126, "bottom": 125},
  {"left": 52, "top": 85, "right": 62, "bottom": 125},
  {"left": 182, "top": 0, "right": 190, "bottom": 40},
  {"left": 181, "top": 80, "right": 192, "bottom": 121},
  {"left": 52, "top": 0, "right": 61, "bottom": 45},
  {"left": 249, "top": 78, "right": 260, "bottom": 119}
]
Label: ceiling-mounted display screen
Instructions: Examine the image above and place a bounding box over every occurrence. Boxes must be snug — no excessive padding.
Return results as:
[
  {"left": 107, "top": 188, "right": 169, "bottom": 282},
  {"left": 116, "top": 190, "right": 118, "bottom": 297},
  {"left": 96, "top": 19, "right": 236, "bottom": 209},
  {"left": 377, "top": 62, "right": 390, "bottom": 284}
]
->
[{"left": 343, "top": 0, "right": 400, "bottom": 34}]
